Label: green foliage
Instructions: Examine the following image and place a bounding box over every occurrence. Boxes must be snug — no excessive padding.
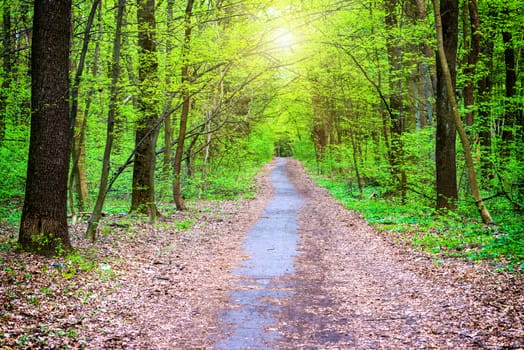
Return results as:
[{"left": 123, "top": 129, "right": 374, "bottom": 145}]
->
[
  {"left": 174, "top": 218, "right": 194, "bottom": 231},
  {"left": 0, "top": 136, "right": 29, "bottom": 226},
  {"left": 312, "top": 172, "right": 524, "bottom": 271},
  {"left": 58, "top": 250, "right": 98, "bottom": 279},
  {"left": 182, "top": 162, "right": 261, "bottom": 200},
  {"left": 0, "top": 0, "right": 522, "bottom": 276}
]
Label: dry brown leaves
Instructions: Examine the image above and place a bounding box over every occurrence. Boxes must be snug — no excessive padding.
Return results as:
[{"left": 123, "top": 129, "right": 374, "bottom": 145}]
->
[
  {"left": 1, "top": 158, "right": 523, "bottom": 349},
  {"left": 0, "top": 161, "right": 275, "bottom": 349},
  {"left": 276, "top": 159, "right": 524, "bottom": 349}
]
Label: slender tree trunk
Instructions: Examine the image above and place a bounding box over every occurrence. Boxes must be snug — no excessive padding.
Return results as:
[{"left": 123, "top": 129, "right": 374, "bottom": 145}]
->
[
  {"left": 19, "top": 0, "right": 73, "bottom": 256},
  {"left": 433, "top": 0, "right": 492, "bottom": 225},
  {"left": 131, "top": 0, "right": 160, "bottom": 220},
  {"left": 73, "top": 2, "right": 103, "bottom": 211},
  {"left": 350, "top": 128, "right": 363, "bottom": 199},
  {"left": 86, "top": 0, "right": 125, "bottom": 241},
  {"left": 68, "top": 0, "right": 100, "bottom": 219},
  {"left": 70, "top": 0, "right": 100, "bottom": 137},
  {"left": 72, "top": 111, "right": 89, "bottom": 210},
  {"left": 405, "top": 0, "right": 433, "bottom": 130},
  {"left": 435, "top": 0, "right": 458, "bottom": 210},
  {"left": 462, "top": 0, "right": 481, "bottom": 127},
  {"left": 75, "top": 3, "right": 103, "bottom": 210},
  {"left": 384, "top": 0, "right": 406, "bottom": 202},
  {"left": 173, "top": 0, "right": 195, "bottom": 210},
  {"left": 162, "top": 0, "right": 175, "bottom": 180},
  {"left": 478, "top": 38, "right": 494, "bottom": 179},
  {"left": 500, "top": 29, "right": 516, "bottom": 156}
]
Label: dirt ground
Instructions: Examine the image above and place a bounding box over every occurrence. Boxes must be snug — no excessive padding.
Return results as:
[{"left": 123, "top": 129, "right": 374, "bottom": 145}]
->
[
  {"left": 277, "top": 159, "right": 523, "bottom": 349},
  {"left": 1, "top": 158, "right": 523, "bottom": 349}
]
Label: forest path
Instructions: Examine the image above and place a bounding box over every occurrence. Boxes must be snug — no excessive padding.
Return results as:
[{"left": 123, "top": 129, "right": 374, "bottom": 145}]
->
[
  {"left": 5, "top": 158, "right": 519, "bottom": 349},
  {"left": 216, "top": 158, "right": 303, "bottom": 349},
  {"left": 212, "top": 158, "right": 523, "bottom": 349}
]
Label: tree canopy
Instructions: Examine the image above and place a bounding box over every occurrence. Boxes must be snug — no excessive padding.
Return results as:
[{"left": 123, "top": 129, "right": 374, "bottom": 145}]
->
[{"left": 0, "top": 0, "right": 522, "bottom": 259}]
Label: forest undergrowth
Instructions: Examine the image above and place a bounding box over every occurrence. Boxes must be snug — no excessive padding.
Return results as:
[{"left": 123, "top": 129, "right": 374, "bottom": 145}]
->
[
  {"left": 0, "top": 160, "right": 272, "bottom": 348},
  {"left": 309, "top": 168, "right": 524, "bottom": 272},
  {"left": 0, "top": 159, "right": 523, "bottom": 348}
]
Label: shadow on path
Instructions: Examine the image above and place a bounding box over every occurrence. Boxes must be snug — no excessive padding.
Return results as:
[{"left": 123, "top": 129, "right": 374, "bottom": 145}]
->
[{"left": 216, "top": 158, "right": 302, "bottom": 350}]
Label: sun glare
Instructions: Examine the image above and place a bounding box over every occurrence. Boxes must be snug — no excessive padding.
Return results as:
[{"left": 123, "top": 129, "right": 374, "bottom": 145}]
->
[{"left": 273, "top": 27, "right": 295, "bottom": 50}]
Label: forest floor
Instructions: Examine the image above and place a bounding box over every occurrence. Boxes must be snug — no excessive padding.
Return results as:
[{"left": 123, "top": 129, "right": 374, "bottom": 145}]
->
[{"left": 1, "top": 158, "right": 523, "bottom": 349}]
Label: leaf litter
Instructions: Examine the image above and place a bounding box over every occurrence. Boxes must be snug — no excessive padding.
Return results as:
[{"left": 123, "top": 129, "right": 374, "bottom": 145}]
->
[{"left": 0, "top": 158, "right": 522, "bottom": 349}]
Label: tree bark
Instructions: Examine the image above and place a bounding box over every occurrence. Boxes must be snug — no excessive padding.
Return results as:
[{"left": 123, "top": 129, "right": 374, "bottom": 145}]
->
[
  {"left": 433, "top": 0, "right": 492, "bottom": 225},
  {"left": 131, "top": 0, "right": 160, "bottom": 220},
  {"left": 173, "top": 0, "right": 195, "bottom": 210},
  {"left": 435, "top": 0, "right": 458, "bottom": 210},
  {"left": 19, "top": 0, "right": 73, "bottom": 256}
]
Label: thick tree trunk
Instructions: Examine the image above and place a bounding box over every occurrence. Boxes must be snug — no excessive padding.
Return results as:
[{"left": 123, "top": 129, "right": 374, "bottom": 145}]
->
[
  {"left": 172, "top": 0, "right": 195, "bottom": 211},
  {"left": 19, "top": 0, "right": 72, "bottom": 256},
  {"left": 435, "top": 0, "right": 458, "bottom": 210},
  {"left": 131, "top": 0, "right": 160, "bottom": 220},
  {"left": 433, "top": 0, "right": 492, "bottom": 225},
  {"left": 86, "top": 0, "right": 125, "bottom": 241}
]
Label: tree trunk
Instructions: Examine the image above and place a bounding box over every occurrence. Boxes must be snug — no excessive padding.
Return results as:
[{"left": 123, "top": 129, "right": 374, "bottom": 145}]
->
[
  {"left": 478, "top": 37, "right": 494, "bottom": 179},
  {"left": 435, "top": 0, "right": 458, "bottom": 210},
  {"left": 384, "top": 0, "right": 406, "bottom": 202},
  {"left": 173, "top": 0, "right": 195, "bottom": 210},
  {"left": 68, "top": 0, "right": 100, "bottom": 217},
  {"left": 131, "top": 0, "right": 160, "bottom": 220},
  {"left": 433, "top": 0, "right": 492, "bottom": 225},
  {"left": 19, "top": 0, "right": 73, "bottom": 256},
  {"left": 69, "top": 107, "right": 89, "bottom": 218},
  {"left": 86, "top": 0, "right": 125, "bottom": 241},
  {"left": 74, "top": 7, "right": 103, "bottom": 211},
  {"left": 405, "top": 0, "right": 434, "bottom": 130},
  {"left": 500, "top": 28, "right": 516, "bottom": 156},
  {"left": 462, "top": 0, "right": 481, "bottom": 127},
  {"left": 162, "top": 0, "right": 175, "bottom": 181}
]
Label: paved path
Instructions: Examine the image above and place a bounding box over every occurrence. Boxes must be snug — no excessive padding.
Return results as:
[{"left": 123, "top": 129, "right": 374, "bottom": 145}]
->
[{"left": 216, "top": 158, "right": 302, "bottom": 349}]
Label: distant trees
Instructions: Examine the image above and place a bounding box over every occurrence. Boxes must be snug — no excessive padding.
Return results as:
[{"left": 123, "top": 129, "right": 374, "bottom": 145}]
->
[
  {"left": 0, "top": 0, "right": 521, "bottom": 252},
  {"left": 282, "top": 0, "right": 522, "bottom": 221},
  {"left": 86, "top": 0, "right": 126, "bottom": 241},
  {"left": 173, "top": 0, "right": 195, "bottom": 211},
  {"left": 18, "top": 0, "right": 72, "bottom": 255}
]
